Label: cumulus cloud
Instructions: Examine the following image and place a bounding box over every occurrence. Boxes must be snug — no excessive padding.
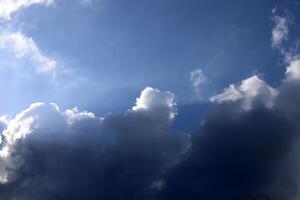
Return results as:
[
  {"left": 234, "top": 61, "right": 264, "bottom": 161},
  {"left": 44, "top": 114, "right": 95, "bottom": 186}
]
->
[
  {"left": 159, "top": 26, "right": 300, "bottom": 197},
  {"left": 0, "top": 87, "right": 189, "bottom": 199},
  {"left": 0, "top": 59, "right": 300, "bottom": 200},
  {"left": 161, "top": 64, "right": 300, "bottom": 200},
  {"left": 210, "top": 75, "right": 278, "bottom": 110},
  {"left": 132, "top": 87, "right": 177, "bottom": 121},
  {"left": 0, "top": 5, "right": 299, "bottom": 199},
  {"left": 0, "top": 0, "right": 54, "bottom": 20},
  {"left": 0, "top": 31, "right": 57, "bottom": 74}
]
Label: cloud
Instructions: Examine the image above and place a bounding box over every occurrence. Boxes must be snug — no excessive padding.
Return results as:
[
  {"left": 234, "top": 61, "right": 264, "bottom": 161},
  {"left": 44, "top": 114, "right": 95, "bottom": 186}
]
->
[
  {"left": 0, "top": 0, "right": 54, "bottom": 20},
  {"left": 0, "top": 87, "right": 189, "bottom": 199},
  {"left": 210, "top": 75, "right": 278, "bottom": 110},
  {"left": 0, "top": 56, "right": 299, "bottom": 200},
  {"left": 132, "top": 87, "right": 177, "bottom": 121},
  {"left": 271, "top": 15, "right": 289, "bottom": 49},
  {"left": 270, "top": 10, "right": 298, "bottom": 63},
  {"left": 0, "top": 5, "right": 299, "bottom": 199},
  {"left": 0, "top": 0, "right": 53, "bottom": 20},
  {"left": 285, "top": 59, "right": 300, "bottom": 81},
  {"left": 0, "top": 31, "right": 57, "bottom": 74},
  {"left": 190, "top": 69, "right": 206, "bottom": 94},
  {"left": 161, "top": 63, "right": 300, "bottom": 200}
]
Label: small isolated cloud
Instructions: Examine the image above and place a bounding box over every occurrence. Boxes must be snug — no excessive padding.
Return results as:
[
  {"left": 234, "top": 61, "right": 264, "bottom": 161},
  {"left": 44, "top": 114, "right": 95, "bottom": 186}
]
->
[
  {"left": 210, "top": 75, "right": 278, "bottom": 110},
  {"left": 190, "top": 69, "right": 206, "bottom": 93},
  {"left": 132, "top": 87, "right": 177, "bottom": 121},
  {"left": 0, "top": 0, "right": 54, "bottom": 20},
  {"left": 271, "top": 15, "right": 289, "bottom": 49},
  {"left": 0, "top": 31, "right": 57, "bottom": 74}
]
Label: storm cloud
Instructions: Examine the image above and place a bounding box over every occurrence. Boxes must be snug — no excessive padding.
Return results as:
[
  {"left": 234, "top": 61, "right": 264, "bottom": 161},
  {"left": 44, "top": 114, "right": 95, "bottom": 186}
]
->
[
  {"left": 161, "top": 60, "right": 300, "bottom": 200},
  {"left": 1, "top": 65, "right": 300, "bottom": 200},
  {"left": 0, "top": 87, "right": 189, "bottom": 200}
]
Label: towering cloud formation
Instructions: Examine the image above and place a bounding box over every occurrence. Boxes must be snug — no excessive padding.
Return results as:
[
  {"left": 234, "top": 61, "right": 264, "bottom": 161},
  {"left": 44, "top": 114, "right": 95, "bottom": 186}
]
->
[
  {"left": 0, "top": 87, "right": 189, "bottom": 200},
  {"left": 2, "top": 66, "right": 300, "bottom": 200},
  {"left": 0, "top": 2, "right": 300, "bottom": 199},
  {"left": 160, "top": 58, "right": 300, "bottom": 200}
]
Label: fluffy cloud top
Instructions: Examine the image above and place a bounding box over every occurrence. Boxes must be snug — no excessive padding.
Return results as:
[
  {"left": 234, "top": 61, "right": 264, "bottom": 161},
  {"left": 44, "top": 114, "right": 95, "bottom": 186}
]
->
[
  {"left": 0, "top": 0, "right": 53, "bottom": 20},
  {"left": 285, "top": 59, "right": 300, "bottom": 81},
  {"left": 0, "top": 58, "right": 300, "bottom": 200},
  {"left": 0, "top": 87, "right": 189, "bottom": 199},
  {"left": 210, "top": 75, "right": 278, "bottom": 110},
  {"left": 0, "top": 31, "right": 57, "bottom": 74},
  {"left": 161, "top": 59, "right": 300, "bottom": 200},
  {"left": 132, "top": 87, "right": 177, "bottom": 121}
]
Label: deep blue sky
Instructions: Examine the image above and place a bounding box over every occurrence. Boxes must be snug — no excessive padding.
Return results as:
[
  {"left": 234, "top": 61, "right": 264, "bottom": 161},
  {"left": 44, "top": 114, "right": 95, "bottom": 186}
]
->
[{"left": 0, "top": 0, "right": 299, "bottom": 116}]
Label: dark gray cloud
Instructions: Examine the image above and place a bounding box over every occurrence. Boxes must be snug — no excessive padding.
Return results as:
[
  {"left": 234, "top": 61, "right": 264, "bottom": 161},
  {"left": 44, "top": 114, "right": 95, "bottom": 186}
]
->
[
  {"left": 1, "top": 62, "right": 300, "bottom": 200},
  {"left": 0, "top": 87, "right": 189, "bottom": 200},
  {"left": 161, "top": 69, "right": 300, "bottom": 200}
]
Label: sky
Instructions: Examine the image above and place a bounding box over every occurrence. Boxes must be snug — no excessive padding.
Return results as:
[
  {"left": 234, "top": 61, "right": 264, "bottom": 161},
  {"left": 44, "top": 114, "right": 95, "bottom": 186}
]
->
[
  {"left": 0, "top": 0, "right": 296, "bottom": 115},
  {"left": 1, "top": 0, "right": 300, "bottom": 199}
]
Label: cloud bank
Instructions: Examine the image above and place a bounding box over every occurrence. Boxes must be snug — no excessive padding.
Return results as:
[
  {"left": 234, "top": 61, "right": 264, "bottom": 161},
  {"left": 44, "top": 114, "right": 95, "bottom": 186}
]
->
[
  {"left": 0, "top": 87, "right": 189, "bottom": 200},
  {"left": 160, "top": 56, "right": 300, "bottom": 199},
  {"left": 1, "top": 59, "right": 300, "bottom": 199},
  {"left": 0, "top": 3, "right": 299, "bottom": 200}
]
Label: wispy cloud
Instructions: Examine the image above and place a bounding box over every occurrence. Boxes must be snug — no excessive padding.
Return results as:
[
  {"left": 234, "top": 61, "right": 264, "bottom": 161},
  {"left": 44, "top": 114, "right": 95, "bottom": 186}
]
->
[
  {"left": 270, "top": 8, "right": 294, "bottom": 62},
  {"left": 190, "top": 69, "right": 206, "bottom": 94},
  {"left": 0, "top": 31, "right": 57, "bottom": 74},
  {"left": 271, "top": 15, "right": 289, "bottom": 49},
  {"left": 0, "top": 0, "right": 54, "bottom": 20}
]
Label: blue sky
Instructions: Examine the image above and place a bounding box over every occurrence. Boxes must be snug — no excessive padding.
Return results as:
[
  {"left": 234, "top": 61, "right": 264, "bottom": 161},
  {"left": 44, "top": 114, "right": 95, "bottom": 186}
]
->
[{"left": 0, "top": 0, "right": 297, "bottom": 116}]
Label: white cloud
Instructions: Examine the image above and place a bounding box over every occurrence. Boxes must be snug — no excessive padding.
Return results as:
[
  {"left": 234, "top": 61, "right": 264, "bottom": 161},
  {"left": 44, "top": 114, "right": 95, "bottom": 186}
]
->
[
  {"left": 0, "top": 0, "right": 54, "bottom": 20},
  {"left": 132, "top": 87, "right": 177, "bottom": 121},
  {"left": 210, "top": 84, "right": 242, "bottom": 102},
  {"left": 285, "top": 59, "right": 300, "bottom": 81},
  {"left": 271, "top": 15, "right": 289, "bottom": 49},
  {"left": 210, "top": 75, "right": 278, "bottom": 110},
  {"left": 0, "top": 31, "right": 57, "bottom": 74},
  {"left": 190, "top": 69, "right": 206, "bottom": 93}
]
